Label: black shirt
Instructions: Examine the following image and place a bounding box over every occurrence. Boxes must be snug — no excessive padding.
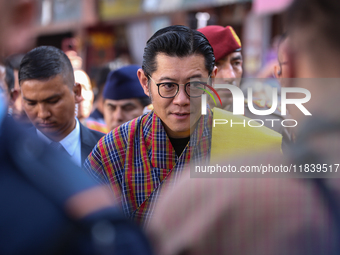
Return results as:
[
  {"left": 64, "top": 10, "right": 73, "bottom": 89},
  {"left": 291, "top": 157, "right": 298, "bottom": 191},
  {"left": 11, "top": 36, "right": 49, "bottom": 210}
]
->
[{"left": 169, "top": 136, "right": 190, "bottom": 157}]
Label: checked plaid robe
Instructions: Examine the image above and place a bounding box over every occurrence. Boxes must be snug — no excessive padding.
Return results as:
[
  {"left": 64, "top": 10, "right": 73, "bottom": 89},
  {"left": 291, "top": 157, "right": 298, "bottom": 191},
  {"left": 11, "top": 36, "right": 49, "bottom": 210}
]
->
[{"left": 84, "top": 110, "right": 212, "bottom": 226}]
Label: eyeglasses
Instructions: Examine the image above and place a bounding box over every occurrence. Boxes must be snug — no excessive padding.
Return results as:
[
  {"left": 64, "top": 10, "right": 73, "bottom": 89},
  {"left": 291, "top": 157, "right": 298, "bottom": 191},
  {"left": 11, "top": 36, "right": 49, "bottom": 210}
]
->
[{"left": 148, "top": 76, "right": 209, "bottom": 98}]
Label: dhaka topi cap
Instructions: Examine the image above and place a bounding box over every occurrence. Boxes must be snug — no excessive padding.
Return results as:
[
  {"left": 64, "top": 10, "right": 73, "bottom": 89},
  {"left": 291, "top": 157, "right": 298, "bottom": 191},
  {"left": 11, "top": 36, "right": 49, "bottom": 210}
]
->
[
  {"left": 103, "top": 65, "right": 148, "bottom": 100},
  {"left": 198, "top": 25, "right": 242, "bottom": 62}
]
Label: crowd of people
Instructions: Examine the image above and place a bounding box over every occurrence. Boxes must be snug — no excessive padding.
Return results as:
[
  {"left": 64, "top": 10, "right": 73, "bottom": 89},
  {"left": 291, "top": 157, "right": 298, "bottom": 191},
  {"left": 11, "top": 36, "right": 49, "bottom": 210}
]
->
[{"left": 1, "top": 0, "right": 340, "bottom": 254}]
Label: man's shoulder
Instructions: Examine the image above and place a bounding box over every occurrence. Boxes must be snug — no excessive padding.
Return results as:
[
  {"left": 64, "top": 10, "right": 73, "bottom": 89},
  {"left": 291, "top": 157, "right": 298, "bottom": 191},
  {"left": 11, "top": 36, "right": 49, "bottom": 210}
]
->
[
  {"left": 242, "top": 99, "right": 292, "bottom": 142},
  {"left": 79, "top": 122, "right": 105, "bottom": 141},
  {"left": 113, "top": 112, "right": 152, "bottom": 137},
  {"left": 84, "top": 114, "right": 151, "bottom": 180},
  {"left": 98, "top": 114, "right": 147, "bottom": 147}
]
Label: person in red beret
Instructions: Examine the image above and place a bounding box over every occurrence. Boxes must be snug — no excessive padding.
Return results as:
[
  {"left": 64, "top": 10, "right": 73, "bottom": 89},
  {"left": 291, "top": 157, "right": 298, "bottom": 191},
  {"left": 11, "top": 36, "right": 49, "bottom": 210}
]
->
[
  {"left": 199, "top": 25, "right": 291, "bottom": 151},
  {"left": 198, "top": 25, "right": 242, "bottom": 110}
]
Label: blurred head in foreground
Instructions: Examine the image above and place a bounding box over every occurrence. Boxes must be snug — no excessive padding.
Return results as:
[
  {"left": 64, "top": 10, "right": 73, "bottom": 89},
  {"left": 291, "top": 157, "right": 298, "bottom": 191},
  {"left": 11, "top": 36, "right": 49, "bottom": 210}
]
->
[{"left": 283, "top": 0, "right": 340, "bottom": 121}]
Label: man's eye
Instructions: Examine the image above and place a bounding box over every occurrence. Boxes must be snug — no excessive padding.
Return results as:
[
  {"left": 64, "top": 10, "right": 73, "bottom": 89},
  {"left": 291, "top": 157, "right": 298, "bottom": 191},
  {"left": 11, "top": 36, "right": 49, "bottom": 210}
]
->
[
  {"left": 108, "top": 105, "right": 116, "bottom": 111},
  {"left": 233, "top": 61, "right": 242, "bottom": 67},
  {"left": 48, "top": 99, "right": 59, "bottom": 104},
  {"left": 26, "top": 102, "right": 36, "bottom": 106},
  {"left": 160, "top": 83, "right": 176, "bottom": 90},
  {"left": 123, "top": 105, "right": 136, "bottom": 112},
  {"left": 189, "top": 81, "right": 205, "bottom": 88}
]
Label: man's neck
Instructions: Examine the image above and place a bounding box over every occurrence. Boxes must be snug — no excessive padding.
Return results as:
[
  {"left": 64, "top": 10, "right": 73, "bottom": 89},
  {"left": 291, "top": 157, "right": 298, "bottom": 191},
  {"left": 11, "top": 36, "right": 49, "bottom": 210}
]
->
[{"left": 38, "top": 118, "right": 77, "bottom": 142}]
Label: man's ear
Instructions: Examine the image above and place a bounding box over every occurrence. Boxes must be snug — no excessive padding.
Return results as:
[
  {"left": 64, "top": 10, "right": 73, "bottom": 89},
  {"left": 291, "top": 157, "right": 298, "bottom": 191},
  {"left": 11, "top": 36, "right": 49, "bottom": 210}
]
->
[
  {"left": 209, "top": 66, "right": 218, "bottom": 86},
  {"left": 137, "top": 68, "right": 150, "bottom": 96},
  {"left": 211, "top": 66, "right": 218, "bottom": 78},
  {"left": 73, "top": 83, "right": 83, "bottom": 104},
  {"left": 273, "top": 64, "right": 281, "bottom": 79}
]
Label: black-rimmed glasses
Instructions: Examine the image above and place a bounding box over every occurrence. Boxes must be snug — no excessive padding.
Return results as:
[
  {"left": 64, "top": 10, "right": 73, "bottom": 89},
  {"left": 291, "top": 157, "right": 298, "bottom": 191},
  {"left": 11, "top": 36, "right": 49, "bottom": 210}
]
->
[{"left": 148, "top": 76, "right": 209, "bottom": 98}]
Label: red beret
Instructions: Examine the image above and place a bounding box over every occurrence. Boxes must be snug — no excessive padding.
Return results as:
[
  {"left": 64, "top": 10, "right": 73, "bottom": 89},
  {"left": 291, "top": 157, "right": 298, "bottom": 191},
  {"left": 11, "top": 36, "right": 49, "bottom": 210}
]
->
[{"left": 198, "top": 25, "right": 242, "bottom": 62}]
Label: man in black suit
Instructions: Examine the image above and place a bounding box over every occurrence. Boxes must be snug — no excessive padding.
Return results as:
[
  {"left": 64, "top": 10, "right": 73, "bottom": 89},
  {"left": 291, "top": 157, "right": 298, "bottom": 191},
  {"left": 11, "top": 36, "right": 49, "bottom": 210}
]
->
[{"left": 19, "top": 46, "right": 104, "bottom": 166}]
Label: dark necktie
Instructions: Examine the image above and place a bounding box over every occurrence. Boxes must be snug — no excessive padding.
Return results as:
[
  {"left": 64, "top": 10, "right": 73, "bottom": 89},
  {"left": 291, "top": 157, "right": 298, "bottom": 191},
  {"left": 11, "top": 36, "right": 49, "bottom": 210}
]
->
[{"left": 50, "top": 141, "right": 69, "bottom": 156}]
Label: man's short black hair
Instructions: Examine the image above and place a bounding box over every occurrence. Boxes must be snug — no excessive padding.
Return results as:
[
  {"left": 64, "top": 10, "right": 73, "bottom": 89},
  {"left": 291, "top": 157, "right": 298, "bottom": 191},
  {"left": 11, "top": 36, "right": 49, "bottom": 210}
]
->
[
  {"left": 142, "top": 25, "right": 215, "bottom": 79},
  {"left": 19, "top": 46, "right": 74, "bottom": 88}
]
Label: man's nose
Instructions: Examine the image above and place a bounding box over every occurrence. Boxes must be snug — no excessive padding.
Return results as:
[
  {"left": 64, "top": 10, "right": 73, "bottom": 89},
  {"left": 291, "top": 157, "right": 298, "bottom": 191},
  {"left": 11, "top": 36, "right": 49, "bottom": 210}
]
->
[
  {"left": 172, "top": 86, "right": 190, "bottom": 105},
  {"left": 37, "top": 104, "right": 51, "bottom": 119},
  {"left": 220, "top": 65, "right": 236, "bottom": 84},
  {"left": 113, "top": 107, "right": 124, "bottom": 122}
]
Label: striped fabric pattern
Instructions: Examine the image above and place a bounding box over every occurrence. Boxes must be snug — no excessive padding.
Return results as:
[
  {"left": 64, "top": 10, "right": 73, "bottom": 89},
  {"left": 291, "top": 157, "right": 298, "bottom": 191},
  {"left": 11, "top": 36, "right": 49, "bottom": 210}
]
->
[{"left": 84, "top": 110, "right": 212, "bottom": 226}]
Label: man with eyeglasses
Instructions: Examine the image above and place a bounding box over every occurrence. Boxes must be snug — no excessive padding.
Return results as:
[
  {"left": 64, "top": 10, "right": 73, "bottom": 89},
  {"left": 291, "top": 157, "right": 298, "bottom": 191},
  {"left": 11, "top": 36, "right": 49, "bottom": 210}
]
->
[
  {"left": 85, "top": 25, "right": 281, "bottom": 226},
  {"left": 85, "top": 25, "right": 217, "bottom": 226}
]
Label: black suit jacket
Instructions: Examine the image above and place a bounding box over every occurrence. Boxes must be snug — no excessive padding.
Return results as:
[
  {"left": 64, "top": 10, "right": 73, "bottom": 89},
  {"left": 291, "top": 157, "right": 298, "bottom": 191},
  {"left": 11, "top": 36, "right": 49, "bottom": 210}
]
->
[
  {"left": 27, "top": 121, "right": 104, "bottom": 165},
  {"left": 79, "top": 122, "right": 104, "bottom": 163}
]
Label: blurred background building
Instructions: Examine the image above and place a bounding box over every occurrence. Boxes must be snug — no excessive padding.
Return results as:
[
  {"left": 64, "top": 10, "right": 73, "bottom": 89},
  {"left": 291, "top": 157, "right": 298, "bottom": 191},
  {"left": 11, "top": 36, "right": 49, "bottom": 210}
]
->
[{"left": 31, "top": 0, "right": 286, "bottom": 81}]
